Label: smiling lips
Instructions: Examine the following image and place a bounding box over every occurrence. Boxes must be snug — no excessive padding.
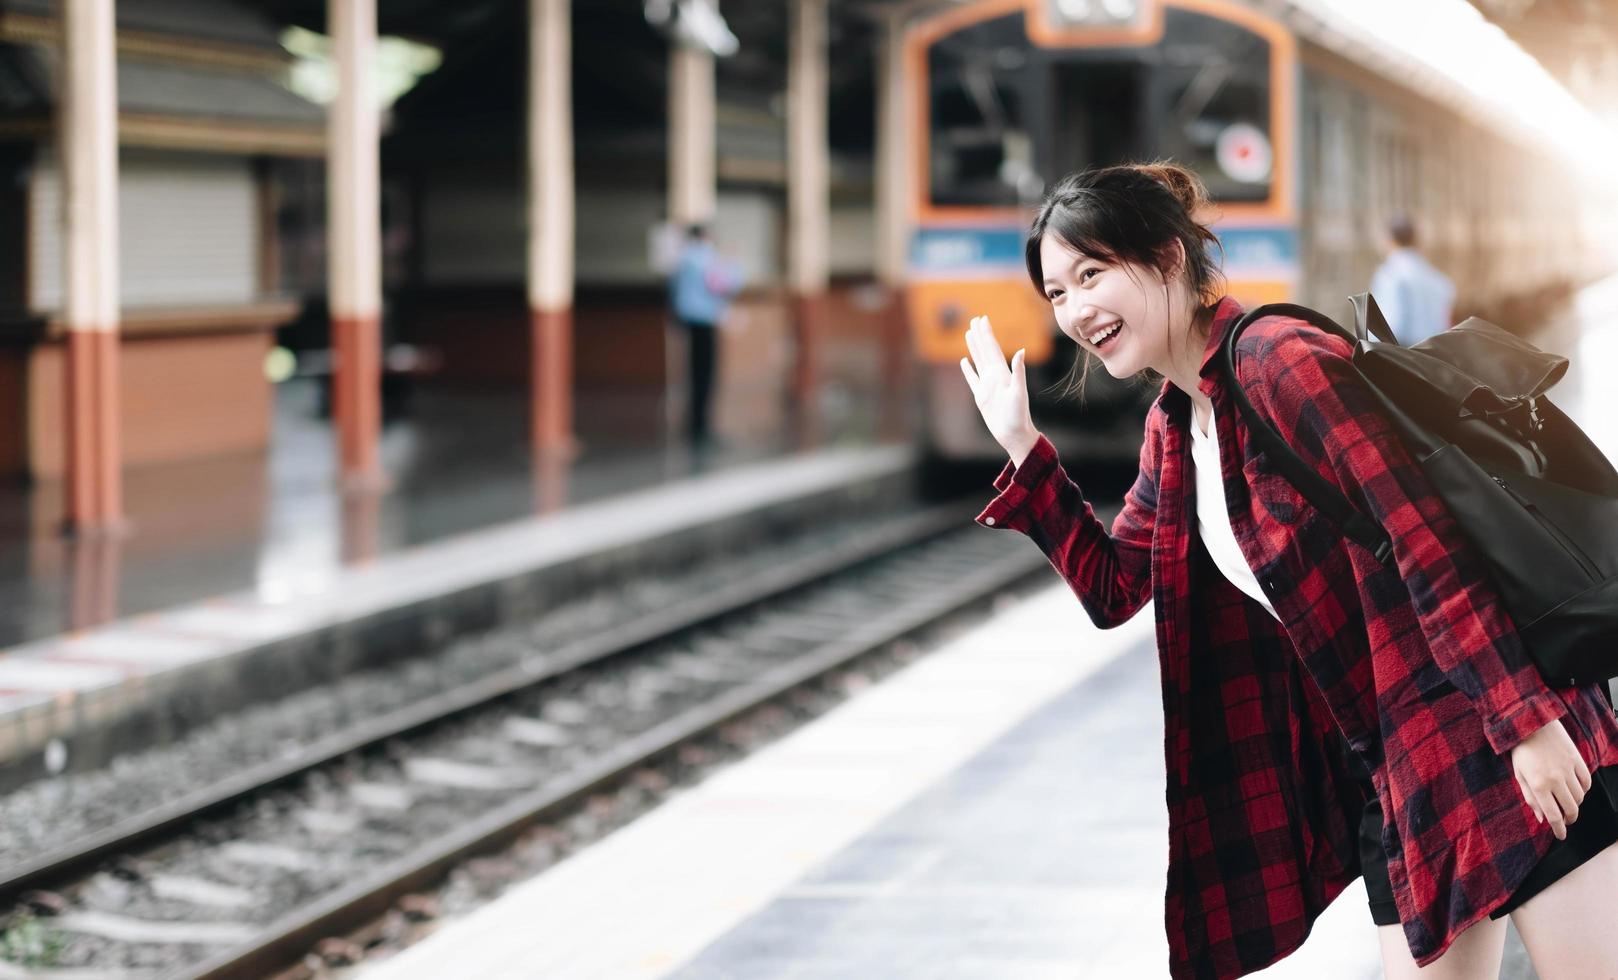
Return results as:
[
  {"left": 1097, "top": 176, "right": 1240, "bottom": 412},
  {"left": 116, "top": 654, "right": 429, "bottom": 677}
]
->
[{"left": 1087, "top": 321, "right": 1122, "bottom": 349}]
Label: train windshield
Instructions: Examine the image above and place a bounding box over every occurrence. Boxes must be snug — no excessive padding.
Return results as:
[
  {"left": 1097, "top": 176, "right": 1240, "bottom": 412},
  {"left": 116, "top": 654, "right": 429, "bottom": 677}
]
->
[
  {"left": 1044, "top": 60, "right": 1151, "bottom": 181},
  {"left": 928, "top": 14, "right": 1041, "bottom": 208},
  {"left": 1149, "top": 9, "right": 1274, "bottom": 202},
  {"left": 927, "top": 8, "right": 1276, "bottom": 209}
]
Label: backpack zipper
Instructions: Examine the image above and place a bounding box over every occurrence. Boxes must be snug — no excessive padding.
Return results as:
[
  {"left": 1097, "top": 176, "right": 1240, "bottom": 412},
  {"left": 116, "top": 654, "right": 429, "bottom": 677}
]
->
[{"left": 1491, "top": 474, "right": 1601, "bottom": 581}]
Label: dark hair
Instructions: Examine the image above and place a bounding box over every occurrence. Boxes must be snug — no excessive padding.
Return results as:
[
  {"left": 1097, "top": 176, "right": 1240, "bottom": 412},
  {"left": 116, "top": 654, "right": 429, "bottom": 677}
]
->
[
  {"left": 1024, "top": 162, "right": 1224, "bottom": 396},
  {"left": 1389, "top": 216, "right": 1416, "bottom": 248}
]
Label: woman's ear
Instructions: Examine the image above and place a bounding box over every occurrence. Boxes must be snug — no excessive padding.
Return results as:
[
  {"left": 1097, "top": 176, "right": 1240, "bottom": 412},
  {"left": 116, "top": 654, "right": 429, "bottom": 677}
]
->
[{"left": 1157, "top": 239, "right": 1189, "bottom": 283}]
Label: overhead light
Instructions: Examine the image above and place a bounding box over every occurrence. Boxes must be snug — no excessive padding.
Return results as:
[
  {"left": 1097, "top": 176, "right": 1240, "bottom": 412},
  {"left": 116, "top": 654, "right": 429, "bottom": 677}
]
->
[
  {"left": 646, "top": 0, "right": 739, "bottom": 58},
  {"left": 278, "top": 26, "right": 443, "bottom": 109}
]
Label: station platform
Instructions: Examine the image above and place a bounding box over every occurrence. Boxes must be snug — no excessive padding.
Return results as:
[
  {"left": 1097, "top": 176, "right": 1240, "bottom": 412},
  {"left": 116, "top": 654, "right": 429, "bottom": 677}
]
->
[
  {"left": 344, "top": 275, "right": 1618, "bottom": 980},
  {"left": 351, "top": 584, "right": 1386, "bottom": 980},
  {"left": 0, "top": 382, "right": 920, "bottom": 782},
  {"left": 0, "top": 379, "right": 910, "bottom": 650}
]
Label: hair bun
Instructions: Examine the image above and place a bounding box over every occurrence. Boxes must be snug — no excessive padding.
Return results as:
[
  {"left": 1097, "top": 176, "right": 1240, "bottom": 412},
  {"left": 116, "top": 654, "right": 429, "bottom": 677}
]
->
[{"left": 1129, "top": 162, "right": 1210, "bottom": 218}]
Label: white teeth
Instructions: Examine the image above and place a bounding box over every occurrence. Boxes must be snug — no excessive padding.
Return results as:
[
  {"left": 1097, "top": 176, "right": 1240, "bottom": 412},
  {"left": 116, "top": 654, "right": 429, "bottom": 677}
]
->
[{"left": 1087, "top": 322, "right": 1121, "bottom": 345}]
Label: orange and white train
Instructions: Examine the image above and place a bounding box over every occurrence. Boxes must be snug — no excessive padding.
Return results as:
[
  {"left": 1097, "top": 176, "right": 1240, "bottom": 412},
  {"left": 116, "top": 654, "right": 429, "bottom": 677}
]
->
[{"left": 906, "top": 0, "right": 1612, "bottom": 462}]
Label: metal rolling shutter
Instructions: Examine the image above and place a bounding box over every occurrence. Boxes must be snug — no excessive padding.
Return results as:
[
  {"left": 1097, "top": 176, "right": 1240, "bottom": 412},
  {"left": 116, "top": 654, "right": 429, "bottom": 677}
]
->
[{"left": 30, "top": 148, "right": 257, "bottom": 312}]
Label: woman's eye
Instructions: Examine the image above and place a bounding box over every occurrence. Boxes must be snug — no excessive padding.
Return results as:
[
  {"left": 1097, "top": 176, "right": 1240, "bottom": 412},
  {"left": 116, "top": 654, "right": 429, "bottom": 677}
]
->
[
  {"left": 1046, "top": 289, "right": 1064, "bottom": 302},
  {"left": 1080, "top": 267, "right": 1100, "bottom": 283}
]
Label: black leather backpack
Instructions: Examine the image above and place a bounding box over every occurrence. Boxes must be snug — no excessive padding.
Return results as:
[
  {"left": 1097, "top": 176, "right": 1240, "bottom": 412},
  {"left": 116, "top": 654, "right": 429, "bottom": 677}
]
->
[{"left": 1219, "top": 294, "right": 1618, "bottom": 690}]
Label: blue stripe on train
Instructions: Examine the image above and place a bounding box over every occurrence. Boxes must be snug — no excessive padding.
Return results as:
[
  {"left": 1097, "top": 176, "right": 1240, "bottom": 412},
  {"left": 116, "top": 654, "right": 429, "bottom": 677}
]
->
[
  {"left": 1217, "top": 227, "right": 1300, "bottom": 269},
  {"left": 909, "top": 224, "right": 1300, "bottom": 274},
  {"left": 909, "top": 227, "right": 1024, "bottom": 272}
]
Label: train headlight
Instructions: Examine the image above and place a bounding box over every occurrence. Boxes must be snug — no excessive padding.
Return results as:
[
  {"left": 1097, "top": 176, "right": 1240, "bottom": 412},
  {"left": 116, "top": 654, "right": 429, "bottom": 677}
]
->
[{"left": 1049, "top": 0, "right": 1143, "bottom": 28}]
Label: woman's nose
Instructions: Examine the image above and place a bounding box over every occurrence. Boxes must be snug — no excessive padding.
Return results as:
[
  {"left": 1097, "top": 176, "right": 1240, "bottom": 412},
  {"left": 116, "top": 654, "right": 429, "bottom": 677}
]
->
[{"left": 1059, "top": 307, "right": 1091, "bottom": 337}]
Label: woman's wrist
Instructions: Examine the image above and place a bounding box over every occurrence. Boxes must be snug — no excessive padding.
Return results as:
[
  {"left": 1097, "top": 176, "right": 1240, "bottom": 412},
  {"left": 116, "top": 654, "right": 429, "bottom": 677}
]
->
[{"left": 1006, "top": 430, "right": 1042, "bottom": 469}]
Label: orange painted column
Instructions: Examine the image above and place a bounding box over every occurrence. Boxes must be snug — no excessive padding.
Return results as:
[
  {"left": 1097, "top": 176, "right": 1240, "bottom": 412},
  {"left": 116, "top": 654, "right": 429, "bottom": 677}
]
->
[
  {"left": 327, "top": 0, "right": 384, "bottom": 489},
  {"left": 787, "top": 0, "right": 829, "bottom": 430},
  {"left": 331, "top": 313, "right": 381, "bottom": 480},
  {"left": 60, "top": 0, "right": 123, "bottom": 533},
  {"left": 528, "top": 0, "right": 577, "bottom": 460}
]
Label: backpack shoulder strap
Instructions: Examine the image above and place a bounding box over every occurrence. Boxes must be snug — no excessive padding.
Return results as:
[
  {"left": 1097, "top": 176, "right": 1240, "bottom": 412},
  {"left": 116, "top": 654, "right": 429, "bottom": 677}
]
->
[
  {"left": 1349, "top": 292, "right": 1399, "bottom": 345},
  {"left": 1218, "top": 304, "right": 1395, "bottom": 566}
]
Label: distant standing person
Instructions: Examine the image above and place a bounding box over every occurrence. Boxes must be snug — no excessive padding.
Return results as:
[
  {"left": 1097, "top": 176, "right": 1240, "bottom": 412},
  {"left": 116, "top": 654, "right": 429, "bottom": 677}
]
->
[
  {"left": 1370, "top": 216, "right": 1455, "bottom": 346},
  {"left": 670, "top": 224, "right": 742, "bottom": 445}
]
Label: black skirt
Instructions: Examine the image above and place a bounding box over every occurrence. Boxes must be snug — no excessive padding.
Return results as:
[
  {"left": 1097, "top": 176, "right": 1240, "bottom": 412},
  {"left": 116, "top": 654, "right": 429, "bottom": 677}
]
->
[{"left": 1352, "top": 745, "right": 1618, "bottom": 926}]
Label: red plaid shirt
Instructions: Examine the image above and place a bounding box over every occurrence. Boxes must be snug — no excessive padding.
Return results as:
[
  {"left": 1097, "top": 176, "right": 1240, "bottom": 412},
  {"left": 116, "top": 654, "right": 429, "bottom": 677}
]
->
[{"left": 977, "top": 297, "right": 1618, "bottom": 978}]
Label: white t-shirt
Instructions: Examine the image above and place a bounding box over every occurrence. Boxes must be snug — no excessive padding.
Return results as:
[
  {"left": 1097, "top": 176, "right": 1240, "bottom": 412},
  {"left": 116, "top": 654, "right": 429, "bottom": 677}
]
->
[{"left": 1189, "top": 408, "right": 1280, "bottom": 621}]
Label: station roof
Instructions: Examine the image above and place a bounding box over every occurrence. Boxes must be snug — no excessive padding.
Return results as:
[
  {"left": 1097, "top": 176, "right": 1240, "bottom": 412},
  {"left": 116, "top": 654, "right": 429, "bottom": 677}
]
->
[
  {"left": 10, "top": 0, "right": 1610, "bottom": 173},
  {"left": 0, "top": 45, "right": 324, "bottom": 127},
  {"left": 0, "top": 0, "right": 324, "bottom": 135},
  {"left": 1466, "top": 0, "right": 1618, "bottom": 124},
  {"left": 1281, "top": 0, "right": 1618, "bottom": 175},
  {"left": 3, "top": 0, "right": 290, "bottom": 51}
]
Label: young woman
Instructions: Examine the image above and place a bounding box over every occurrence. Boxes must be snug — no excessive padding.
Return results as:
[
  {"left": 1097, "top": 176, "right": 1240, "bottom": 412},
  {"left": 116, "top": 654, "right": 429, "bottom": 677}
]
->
[{"left": 959, "top": 163, "right": 1618, "bottom": 980}]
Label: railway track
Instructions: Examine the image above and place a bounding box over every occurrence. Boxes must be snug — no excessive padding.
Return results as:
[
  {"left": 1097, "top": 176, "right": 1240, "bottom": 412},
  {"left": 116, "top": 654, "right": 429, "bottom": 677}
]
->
[{"left": 0, "top": 499, "right": 1053, "bottom": 979}]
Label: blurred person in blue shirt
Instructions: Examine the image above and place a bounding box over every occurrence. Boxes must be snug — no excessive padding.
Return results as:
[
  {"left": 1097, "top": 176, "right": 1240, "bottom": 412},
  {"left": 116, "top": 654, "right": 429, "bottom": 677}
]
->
[
  {"left": 670, "top": 224, "right": 742, "bottom": 446},
  {"left": 1370, "top": 216, "right": 1455, "bottom": 346}
]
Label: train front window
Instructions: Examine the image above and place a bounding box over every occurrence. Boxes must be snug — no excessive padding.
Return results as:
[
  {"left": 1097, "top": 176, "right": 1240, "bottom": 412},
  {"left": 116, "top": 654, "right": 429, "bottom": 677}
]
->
[
  {"left": 1151, "top": 9, "right": 1273, "bottom": 203},
  {"left": 1046, "top": 60, "right": 1150, "bottom": 180},
  {"left": 928, "top": 15, "right": 1040, "bottom": 208}
]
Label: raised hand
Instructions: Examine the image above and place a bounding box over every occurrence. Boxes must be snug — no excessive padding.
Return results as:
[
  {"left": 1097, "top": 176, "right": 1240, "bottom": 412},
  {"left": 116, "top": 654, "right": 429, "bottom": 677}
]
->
[{"left": 958, "top": 315, "right": 1040, "bottom": 467}]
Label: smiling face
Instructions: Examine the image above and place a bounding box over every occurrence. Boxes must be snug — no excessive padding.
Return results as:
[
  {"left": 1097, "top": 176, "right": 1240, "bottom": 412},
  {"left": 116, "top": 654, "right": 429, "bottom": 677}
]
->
[{"left": 1038, "top": 233, "right": 1193, "bottom": 380}]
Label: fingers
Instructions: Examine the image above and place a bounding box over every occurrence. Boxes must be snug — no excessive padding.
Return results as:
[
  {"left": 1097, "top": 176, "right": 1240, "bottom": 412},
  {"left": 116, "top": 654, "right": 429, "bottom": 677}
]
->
[
  {"left": 1522, "top": 777, "right": 1581, "bottom": 841},
  {"left": 966, "top": 316, "right": 992, "bottom": 378},
  {"left": 1518, "top": 774, "right": 1545, "bottom": 826},
  {"left": 1539, "top": 784, "right": 1568, "bottom": 840},
  {"left": 958, "top": 357, "right": 979, "bottom": 398},
  {"left": 1012, "top": 348, "right": 1026, "bottom": 388},
  {"left": 1510, "top": 720, "right": 1593, "bottom": 843},
  {"left": 978, "top": 315, "right": 1005, "bottom": 357},
  {"left": 1551, "top": 778, "right": 1583, "bottom": 828},
  {"left": 966, "top": 316, "right": 1010, "bottom": 382}
]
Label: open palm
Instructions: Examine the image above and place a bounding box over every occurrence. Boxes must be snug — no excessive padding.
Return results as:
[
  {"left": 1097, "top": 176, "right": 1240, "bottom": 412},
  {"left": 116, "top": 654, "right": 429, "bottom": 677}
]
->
[{"left": 958, "top": 315, "right": 1037, "bottom": 464}]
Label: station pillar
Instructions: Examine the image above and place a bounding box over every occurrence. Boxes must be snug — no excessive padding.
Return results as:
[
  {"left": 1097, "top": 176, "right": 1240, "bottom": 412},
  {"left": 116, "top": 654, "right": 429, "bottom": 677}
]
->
[
  {"left": 328, "top": 0, "right": 384, "bottom": 491},
  {"left": 666, "top": 29, "right": 717, "bottom": 446},
  {"left": 787, "top": 0, "right": 829, "bottom": 435},
  {"left": 874, "top": 8, "right": 912, "bottom": 402},
  {"left": 668, "top": 43, "right": 717, "bottom": 228},
  {"left": 528, "top": 0, "right": 577, "bottom": 460},
  {"left": 61, "top": 0, "right": 124, "bottom": 534}
]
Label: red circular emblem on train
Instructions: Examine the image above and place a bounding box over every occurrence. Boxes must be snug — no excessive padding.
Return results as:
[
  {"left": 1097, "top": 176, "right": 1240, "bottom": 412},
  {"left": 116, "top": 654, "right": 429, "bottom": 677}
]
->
[{"left": 1216, "top": 123, "right": 1273, "bottom": 184}]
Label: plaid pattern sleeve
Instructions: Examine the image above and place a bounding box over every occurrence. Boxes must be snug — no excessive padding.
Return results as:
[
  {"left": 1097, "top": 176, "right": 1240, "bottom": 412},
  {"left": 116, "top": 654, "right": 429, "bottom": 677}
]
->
[
  {"left": 1238, "top": 321, "right": 1566, "bottom": 755},
  {"left": 975, "top": 429, "right": 1157, "bottom": 628}
]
